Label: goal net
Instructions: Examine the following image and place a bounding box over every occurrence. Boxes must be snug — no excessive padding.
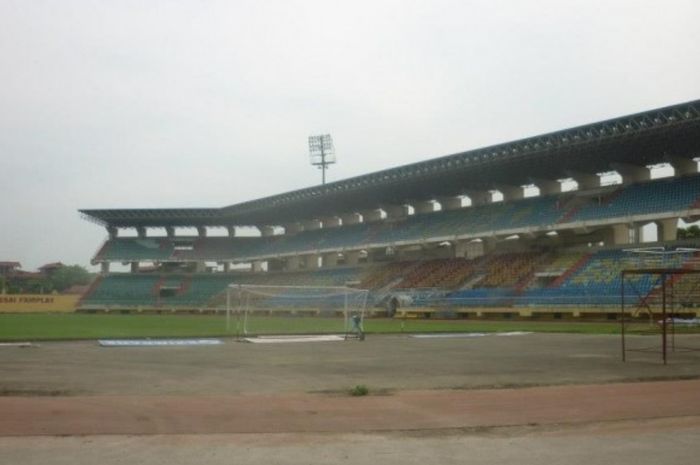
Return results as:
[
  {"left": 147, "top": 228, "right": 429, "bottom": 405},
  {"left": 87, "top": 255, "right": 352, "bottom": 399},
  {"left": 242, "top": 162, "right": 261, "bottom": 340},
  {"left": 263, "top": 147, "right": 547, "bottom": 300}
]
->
[{"left": 225, "top": 284, "right": 370, "bottom": 339}]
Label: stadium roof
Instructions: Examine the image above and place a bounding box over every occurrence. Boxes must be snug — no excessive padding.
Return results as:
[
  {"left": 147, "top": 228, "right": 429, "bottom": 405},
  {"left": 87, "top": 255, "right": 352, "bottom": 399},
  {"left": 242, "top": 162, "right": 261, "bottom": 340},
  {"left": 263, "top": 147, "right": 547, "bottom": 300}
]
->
[{"left": 81, "top": 99, "right": 700, "bottom": 228}]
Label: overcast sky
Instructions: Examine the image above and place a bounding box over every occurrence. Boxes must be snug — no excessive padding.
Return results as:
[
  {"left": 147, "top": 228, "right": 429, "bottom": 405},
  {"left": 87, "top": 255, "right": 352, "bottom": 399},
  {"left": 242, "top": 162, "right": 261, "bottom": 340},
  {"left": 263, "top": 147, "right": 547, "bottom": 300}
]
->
[{"left": 1, "top": 0, "right": 699, "bottom": 270}]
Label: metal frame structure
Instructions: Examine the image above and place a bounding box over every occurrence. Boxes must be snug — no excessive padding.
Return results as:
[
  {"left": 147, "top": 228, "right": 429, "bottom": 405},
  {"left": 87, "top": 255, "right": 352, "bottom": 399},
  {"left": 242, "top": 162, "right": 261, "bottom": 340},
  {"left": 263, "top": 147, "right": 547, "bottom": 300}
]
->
[
  {"left": 309, "top": 134, "right": 336, "bottom": 185},
  {"left": 621, "top": 268, "right": 700, "bottom": 364}
]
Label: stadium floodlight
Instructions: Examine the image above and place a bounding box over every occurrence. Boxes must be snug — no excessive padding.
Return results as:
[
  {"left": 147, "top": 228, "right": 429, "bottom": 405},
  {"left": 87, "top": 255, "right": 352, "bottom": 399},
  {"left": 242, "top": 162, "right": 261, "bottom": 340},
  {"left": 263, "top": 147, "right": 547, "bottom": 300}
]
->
[{"left": 309, "top": 134, "right": 336, "bottom": 185}]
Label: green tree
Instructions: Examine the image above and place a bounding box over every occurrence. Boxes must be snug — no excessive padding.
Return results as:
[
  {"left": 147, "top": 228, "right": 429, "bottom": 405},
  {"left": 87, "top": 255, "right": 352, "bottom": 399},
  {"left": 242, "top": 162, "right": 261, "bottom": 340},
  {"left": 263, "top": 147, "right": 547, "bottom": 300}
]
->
[
  {"left": 678, "top": 224, "right": 700, "bottom": 239},
  {"left": 48, "top": 265, "right": 92, "bottom": 292}
]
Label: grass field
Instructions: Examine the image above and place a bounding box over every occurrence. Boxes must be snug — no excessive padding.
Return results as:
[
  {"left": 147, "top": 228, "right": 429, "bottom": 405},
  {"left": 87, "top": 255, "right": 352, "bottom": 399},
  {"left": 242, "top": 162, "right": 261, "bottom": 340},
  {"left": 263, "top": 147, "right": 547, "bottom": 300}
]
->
[{"left": 0, "top": 313, "right": 659, "bottom": 341}]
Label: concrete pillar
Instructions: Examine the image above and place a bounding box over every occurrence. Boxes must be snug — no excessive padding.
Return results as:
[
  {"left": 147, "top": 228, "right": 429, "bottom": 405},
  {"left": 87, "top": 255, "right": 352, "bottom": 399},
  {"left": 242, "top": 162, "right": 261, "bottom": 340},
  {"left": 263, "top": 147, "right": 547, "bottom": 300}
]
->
[
  {"left": 130, "top": 262, "right": 139, "bottom": 273},
  {"left": 567, "top": 171, "right": 601, "bottom": 190},
  {"left": 361, "top": 209, "right": 383, "bottom": 223},
  {"left": 303, "top": 220, "right": 322, "bottom": 231},
  {"left": 612, "top": 162, "right": 651, "bottom": 184},
  {"left": 533, "top": 179, "right": 562, "bottom": 196},
  {"left": 658, "top": 218, "right": 679, "bottom": 242},
  {"left": 284, "top": 223, "right": 302, "bottom": 235},
  {"left": 252, "top": 261, "right": 264, "bottom": 272},
  {"left": 495, "top": 185, "right": 524, "bottom": 201},
  {"left": 196, "top": 226, "right": 207, "bottom": 238},
  {"left": 304, "top": 254, "right": 320, "bottom": 270},
  {"left": 610, "top": 223, "right": 632, "bottom": 245},
  {"left": 322, "top": 217, "right": 341, "bottom": 228},
  {"left": 165, "top": 226, "right": 175, "bottom": 238},
  {"left": 107, "top": 226, "right": 118, "bottom": 239},
  {"left": 259, "top": 226, "right": 275, "bottom": 237},
  {"left": 345, "top": 251, "right": 360, "bottom": 266},
  {"left": 226, "top": 226, "right": 236, "bottom": 237},
  {"left": 635, "top": 223, "right": 648, "bottom": 243},
  {"left": 454, "top": 241, "right": 468, "bottom": 259},
  {"left": 465, "top": 190, "right": 491, "bottom": 206},
  {"left": 341, "top": 213, "right": 362, "bottom": 226},
  {"left": 455, "top": 240, "right": 484, "bottom": 259},
  {"left": 667, "top": 156, "right": 698, "bottom": 176},
  {"left": 286, "top": 256, "right": 301, "bottom": 271},
  {"left": 323, "top": 253, "right": 339, "bottom": 267},
  {"left": 383, "top": 205, "right": 409, "bottom": 219},
  {"left": 100, "top": 262, "right": 110, "bottom": 274},
  {"left": 482, "top": 238, "right": 498, "bottom": 253},
  {"left": 223, "top": 262, "right": 231, "bottom": 273},
  {"left": 136, "top": 227, "right": 146, "bottom": 238},
  {"left": 413, "top": 200, "right": 435, "bottom": 215},
  {"left": 438, "top": 196, "right": 463, "bottom": 211}
]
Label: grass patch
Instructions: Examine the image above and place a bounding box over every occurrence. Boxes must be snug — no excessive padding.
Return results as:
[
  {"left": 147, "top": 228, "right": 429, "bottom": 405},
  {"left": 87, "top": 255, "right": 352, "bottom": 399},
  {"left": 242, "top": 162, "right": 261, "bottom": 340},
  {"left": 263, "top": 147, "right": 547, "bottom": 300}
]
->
[
  {"left": 350, "top": 384, "right": 369, "bottom": 396},
  {"left": 0, "top": 313, "right": 694, "bottom": 341}
]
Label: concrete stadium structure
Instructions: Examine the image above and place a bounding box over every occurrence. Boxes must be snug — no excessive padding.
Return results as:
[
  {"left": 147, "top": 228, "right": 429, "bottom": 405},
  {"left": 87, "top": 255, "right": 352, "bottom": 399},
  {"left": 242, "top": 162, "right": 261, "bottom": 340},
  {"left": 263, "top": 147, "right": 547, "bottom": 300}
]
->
[{"left": 79, "top": 100, "right": 700, "bottom": 316}]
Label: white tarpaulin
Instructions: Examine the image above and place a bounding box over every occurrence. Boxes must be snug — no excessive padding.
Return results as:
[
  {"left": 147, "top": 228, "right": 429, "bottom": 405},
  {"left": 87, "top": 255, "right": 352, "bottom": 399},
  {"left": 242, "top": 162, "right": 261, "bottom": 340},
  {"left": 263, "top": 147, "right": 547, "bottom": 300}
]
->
[{"left": 99, "top": 339, "right": 223, "bottom": 347}]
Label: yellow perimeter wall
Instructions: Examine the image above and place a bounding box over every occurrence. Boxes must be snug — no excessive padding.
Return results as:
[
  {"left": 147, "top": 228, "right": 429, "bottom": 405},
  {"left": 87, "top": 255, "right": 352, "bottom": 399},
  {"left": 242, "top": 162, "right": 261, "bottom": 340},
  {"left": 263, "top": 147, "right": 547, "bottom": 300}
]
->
[{"left": 0, "top": 294, "right": 79, "bottom": 313}]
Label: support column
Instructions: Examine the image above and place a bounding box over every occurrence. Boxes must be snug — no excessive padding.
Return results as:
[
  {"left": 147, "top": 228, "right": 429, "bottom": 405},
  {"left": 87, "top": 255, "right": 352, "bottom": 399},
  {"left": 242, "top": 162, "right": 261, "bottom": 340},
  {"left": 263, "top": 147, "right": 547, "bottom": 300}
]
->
[
  {"left": 165, "top": 226, "right": 175, "bottom": 238},
  {"left": 130, "top": 262, "right": 139, "bottom": 273},
  {"left": 465, "top": 190, "right": 491, "bottom": 206},
  {"left": 284, "top": 223, "right": 302, "bottom": 235},
  {"left": 302, "top": 220, "right": 322, "bottom": 231},
  {"left": 612, "top": 162, "right": 651, "bottom": 185},
  {"left": 196, "top": 226, "right": 207, "bottom": 238},
  {"left": 361, "top": 209, "right": 382, "bottom": 223},
  {"left": 566, "top": 171, "right": 601, "bottom": 190},
  {"left": 223, "top": 262, "right": 231, "bottom": 273},
  {"left": 259, "top": 226, "right": 275, "bottom": 237},
  {"left": 438, "top": 196, "right": 462, "bottom": 211},
  {"left": 136, "top": 227, "right": 146, "bottom": 238},
  {"left": 635, "top": 223, "right": 648, "bottom": 243},
  {"left": 107, "top": 226, "right": 118, "bottom": 239},
  {"left": 482, "top": 238, "right": 498, "bottom": 253},
  {"left": 226, "top": 226, "right": 236, "bottom": 237},
  {"left": 323, "top": 253, "right": 338, "bottom": 267},
  {"left": 286, "top": 256, "right": 301, "bottom": 271},
  {"left": 495, "top": 184, "right": 524, "bottom": 201},
  {"left": 533, "top": 179, "right": 562, "bottom": 196},
  {"left": 609, "top": 223, "right": 632, "bottom": 245},
  {"left": 252, "top": 261, "right": 264, "bottom": 272},
  {"left": 322, "top": 217, "right": 341, "bottom": 229},
  {"left": 304, "top": 254, "right": 320, "bottom": 270},
  {"left": 345, "top": 251, "right": 360, "bottom": 266},
  {"left": 658, "top": 218, "right": 679, "bottom": 242},
  {"left": 100, "top": 262, "right": 110, "bottom": 274},
  {"left": 341, "top": 213, "right": 362, "bottom": 225},
  {"left": 413, "top": 200, "right": 435, "bottom": 215},
  {"left": 383, "top": 205, "right": 409, "bottom": 219},
  {"left": 667, "top": 156, "right": 698, "bottom": 176}
]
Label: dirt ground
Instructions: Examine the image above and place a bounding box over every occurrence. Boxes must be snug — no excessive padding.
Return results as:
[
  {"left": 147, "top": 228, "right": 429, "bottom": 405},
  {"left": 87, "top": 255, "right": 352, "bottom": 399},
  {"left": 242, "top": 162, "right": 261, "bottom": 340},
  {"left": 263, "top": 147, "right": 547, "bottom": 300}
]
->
[
  {"left": 2, "top": 333, "right": 700, "bottom": 464},
  {"left": 2, "top": 333, "right": 700, "bottom": 396}
]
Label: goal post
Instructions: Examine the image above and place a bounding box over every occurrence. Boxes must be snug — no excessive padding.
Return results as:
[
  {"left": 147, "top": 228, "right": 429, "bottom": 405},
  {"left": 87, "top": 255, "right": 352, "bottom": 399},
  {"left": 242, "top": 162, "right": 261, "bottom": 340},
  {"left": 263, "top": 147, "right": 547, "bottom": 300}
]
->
[
  {"left": 620, "top": 246, "right": 700, "bottom": 364},
  {"left": 225, "top": 284, "right": 370, "bottom": 339}
]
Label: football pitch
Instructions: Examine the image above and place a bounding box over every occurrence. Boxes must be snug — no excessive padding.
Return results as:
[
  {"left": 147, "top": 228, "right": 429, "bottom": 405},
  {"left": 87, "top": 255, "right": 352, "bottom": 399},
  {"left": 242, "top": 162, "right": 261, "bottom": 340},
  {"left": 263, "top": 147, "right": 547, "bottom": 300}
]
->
[{"left": 0, "top": 313, "right": 646, "bottom": 341}]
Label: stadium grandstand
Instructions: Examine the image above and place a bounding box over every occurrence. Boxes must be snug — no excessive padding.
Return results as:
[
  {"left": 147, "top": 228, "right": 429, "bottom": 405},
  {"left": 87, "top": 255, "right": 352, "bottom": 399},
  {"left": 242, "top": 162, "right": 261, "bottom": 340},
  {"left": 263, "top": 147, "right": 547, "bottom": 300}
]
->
[{"left": 79, "top": 100, "right": 700, "bottom": 318}]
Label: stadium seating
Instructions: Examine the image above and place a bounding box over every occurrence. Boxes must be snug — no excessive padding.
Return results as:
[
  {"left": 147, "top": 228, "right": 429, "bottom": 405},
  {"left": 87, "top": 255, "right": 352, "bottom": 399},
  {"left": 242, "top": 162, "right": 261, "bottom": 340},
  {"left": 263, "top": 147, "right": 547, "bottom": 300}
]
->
[
  {"left": 566, "top": 175, "right": 700, "bottom": 223},
  {"left": 93, "top": 175, "right": 700, "bottom": 264},
  {"left": 98, "top": 238, "right": 174, "bottom": 261}
]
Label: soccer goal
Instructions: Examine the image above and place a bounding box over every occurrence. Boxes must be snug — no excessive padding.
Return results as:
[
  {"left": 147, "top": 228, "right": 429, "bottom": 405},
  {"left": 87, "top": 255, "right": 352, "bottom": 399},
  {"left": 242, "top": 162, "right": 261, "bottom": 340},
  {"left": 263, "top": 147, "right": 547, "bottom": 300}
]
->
[
  {"left": 225, "top": 284, "right": 370, "bottom": 340},
  {"left": 620, "top": 247, "right": 700, "bottom": 364}
]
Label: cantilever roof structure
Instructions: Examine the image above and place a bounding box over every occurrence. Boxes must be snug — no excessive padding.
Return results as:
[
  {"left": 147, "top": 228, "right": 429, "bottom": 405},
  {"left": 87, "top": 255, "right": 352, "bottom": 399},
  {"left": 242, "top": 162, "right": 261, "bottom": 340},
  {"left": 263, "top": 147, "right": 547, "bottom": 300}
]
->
[{"left": 80, "top": 99, "right": 700, "bottom": 228}]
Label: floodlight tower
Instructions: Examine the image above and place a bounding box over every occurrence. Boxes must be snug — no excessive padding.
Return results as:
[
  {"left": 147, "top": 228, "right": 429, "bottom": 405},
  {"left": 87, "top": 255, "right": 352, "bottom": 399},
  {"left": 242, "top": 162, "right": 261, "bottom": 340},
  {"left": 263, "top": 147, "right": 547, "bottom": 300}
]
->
[{"left": 309, "top": 134, "right": 336, "bottom": 185}]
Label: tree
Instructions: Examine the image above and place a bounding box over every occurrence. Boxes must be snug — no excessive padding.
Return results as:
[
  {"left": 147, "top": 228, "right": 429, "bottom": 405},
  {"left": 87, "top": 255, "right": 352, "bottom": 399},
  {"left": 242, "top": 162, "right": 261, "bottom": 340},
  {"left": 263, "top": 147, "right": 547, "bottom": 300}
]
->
[
  {"left": 678, "top": 225, "right": 700, "bottom": 239},
  {"left": 48, "top": 265, "right": 92, "bottom": 292}
]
